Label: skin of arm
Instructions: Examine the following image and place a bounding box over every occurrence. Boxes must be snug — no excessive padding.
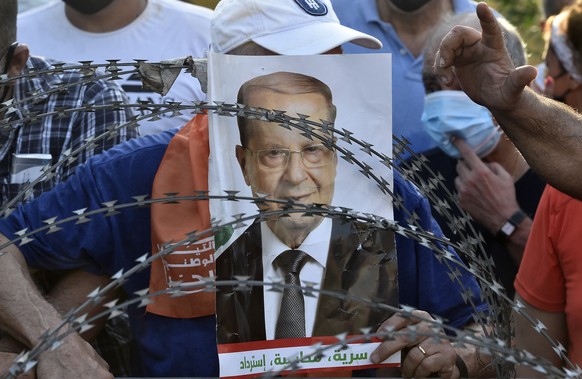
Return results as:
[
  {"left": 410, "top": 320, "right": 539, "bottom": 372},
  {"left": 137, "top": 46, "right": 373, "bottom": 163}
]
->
[
  {"left": 513, "top": 293, "right": 568, "bottom": 377},
  {"left": 502, "top": 218, "right": 532, "bottom": 264},
  {"left": 434, "top": 2, "right": 582, "bottom": 200},
  {"left": 452, "top": 138, "right": 531, "bottom": 264},
  {"left": 0, "top": 270, "right": 122, "bottom": 351},
  {"left": 0, "top": 352, "right": 35, "bottom": 379},
  {"left": 0, "top": 233, "right": 113, "bottom": 379},
  {"left": 45, "top": 270, "right": 122, "bottom": 342}
]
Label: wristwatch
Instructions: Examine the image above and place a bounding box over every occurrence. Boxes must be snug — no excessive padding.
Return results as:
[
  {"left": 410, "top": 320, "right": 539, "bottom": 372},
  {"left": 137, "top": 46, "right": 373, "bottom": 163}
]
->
[{"left": 495, "top": 209, "right": 527, "bottom": 242}]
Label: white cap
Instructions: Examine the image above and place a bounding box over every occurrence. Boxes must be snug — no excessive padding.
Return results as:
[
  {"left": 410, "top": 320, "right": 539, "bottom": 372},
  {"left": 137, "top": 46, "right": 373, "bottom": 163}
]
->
[{"left": 211, "top": 0, "right": 383, "bottom": 55}]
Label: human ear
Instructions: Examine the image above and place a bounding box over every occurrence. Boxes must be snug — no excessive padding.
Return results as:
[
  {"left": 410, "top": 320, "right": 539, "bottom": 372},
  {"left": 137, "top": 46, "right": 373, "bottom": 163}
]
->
[
  {"left": 235, "top": 145, "right": 251, "bottom": 186},
  {"left": 7, "top": 44, "right": 29, "bottom": 76}
]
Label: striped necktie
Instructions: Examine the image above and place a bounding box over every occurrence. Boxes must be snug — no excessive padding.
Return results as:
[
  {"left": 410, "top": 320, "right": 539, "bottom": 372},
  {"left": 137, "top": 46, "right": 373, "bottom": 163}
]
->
[{"left": 274, "top": 250, "right": 309, "bottom": 339}]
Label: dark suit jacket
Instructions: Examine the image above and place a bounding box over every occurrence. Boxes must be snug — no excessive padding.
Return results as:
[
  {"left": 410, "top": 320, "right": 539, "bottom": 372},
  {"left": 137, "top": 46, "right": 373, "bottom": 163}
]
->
[{"left": 216, "top": 217, "right": 398, "bottom": 344}]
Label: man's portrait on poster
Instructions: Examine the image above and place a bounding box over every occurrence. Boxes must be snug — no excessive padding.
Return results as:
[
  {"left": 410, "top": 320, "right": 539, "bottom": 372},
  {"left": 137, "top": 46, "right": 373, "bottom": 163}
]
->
[{"left": 215, "top": 71, "right": 397, "bottom": 344}]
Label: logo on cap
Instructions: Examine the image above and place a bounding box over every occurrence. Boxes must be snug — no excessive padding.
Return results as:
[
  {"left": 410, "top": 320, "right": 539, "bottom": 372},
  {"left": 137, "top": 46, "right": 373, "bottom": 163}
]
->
[{"left": 294, "top": 0, "right": 328, "bottom": 16}]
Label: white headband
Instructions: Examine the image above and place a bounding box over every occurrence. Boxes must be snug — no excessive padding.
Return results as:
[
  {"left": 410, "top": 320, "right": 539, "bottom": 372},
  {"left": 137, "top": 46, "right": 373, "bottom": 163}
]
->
[{"left": 550, "top": 16, "right": 582, "bottom": 83}]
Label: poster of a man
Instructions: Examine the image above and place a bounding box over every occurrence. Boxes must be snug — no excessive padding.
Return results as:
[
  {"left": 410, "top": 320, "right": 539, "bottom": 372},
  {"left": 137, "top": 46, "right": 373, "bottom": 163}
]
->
[
  {"left": 217, "top": 71, "right": 397, "bottom": 343},
  {"left": 208, "top": 54, "right": 398, "bottom": 377}
]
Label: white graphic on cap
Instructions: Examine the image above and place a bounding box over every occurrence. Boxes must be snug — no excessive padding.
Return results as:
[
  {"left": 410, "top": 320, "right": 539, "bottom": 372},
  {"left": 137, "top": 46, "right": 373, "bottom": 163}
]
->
[{"left": 305, "top": 0, "right": 321, "bottom": 10}]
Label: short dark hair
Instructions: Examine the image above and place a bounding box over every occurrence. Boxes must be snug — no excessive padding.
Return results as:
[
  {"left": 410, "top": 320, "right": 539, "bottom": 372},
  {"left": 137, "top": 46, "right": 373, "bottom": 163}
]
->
[
  {"left": 236, "top": 71, "right": 336, "bottom": 147},
  {"left": 0, "top": 0, "right": 17, "bottom": 68}
]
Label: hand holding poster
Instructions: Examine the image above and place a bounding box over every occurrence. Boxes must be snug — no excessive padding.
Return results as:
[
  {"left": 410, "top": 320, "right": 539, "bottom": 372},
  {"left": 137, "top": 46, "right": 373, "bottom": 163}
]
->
[{"left": 208, "top": 53, "right": 398, "bottom": 377}]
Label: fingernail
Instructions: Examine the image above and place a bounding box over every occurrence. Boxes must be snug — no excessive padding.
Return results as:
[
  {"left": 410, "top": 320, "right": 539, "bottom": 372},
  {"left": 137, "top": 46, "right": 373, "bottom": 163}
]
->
[
  {"left": 441, "top": 76, "right": 449, "bottom": 85},
  {"left": 439, "top": 57, "right": 445, "bottom": 67},
  {"left": 370, "top": 352, "right": 379, "bottom": 364}
]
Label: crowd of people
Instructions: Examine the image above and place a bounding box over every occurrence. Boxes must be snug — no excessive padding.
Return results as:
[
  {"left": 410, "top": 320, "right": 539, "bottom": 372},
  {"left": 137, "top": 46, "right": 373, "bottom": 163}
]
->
[{"left": 0, "top": 0, "right": 580, "bottom": 378}]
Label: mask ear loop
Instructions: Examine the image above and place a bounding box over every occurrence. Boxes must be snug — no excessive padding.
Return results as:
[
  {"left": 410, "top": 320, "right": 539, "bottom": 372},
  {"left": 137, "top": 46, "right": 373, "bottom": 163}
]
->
[{"left": 0, "top": 42, "right": 19, "bottom": 104}]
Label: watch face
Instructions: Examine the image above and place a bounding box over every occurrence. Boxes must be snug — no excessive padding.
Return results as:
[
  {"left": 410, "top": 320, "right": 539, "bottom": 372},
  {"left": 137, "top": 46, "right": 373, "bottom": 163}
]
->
[{"left": 501, "top": 222, "right": 516, "bottom": 236}]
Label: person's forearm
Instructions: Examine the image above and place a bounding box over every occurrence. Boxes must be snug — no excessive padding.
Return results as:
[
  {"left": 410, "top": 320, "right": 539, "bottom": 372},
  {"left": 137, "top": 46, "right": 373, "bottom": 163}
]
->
[
  {"left": 513, "top": 294, "right": 566, "bottom": 377},
  {"left": 0, "top": 352, "right": 36, "bottom": 379},
  {"left": 0, "top": 234, "right": 68, "bottom": 348},
  {"left": 454, "top": 323, "right": 493, "bottom": 378},
  {"left": 47, "top": 270, "right": 122, "bottom": 342},
  {"left": 0, "top": 235, "right": 114, "bottom": 378},
  {"left": 493, "top": 88, "right": 582, "bottom": 200},
  {"left": 456, "top": 345, "right": 491, "bottom": 378},
  {"left": 503, "top": 217, "right": 532, "bottom": 265}
]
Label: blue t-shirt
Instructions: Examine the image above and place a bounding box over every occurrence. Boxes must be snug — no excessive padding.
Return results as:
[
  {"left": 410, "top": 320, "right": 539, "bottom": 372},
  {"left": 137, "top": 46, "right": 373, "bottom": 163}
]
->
[
  {"left": 331, "top": 0, "right": 478, "bottom": 159},
  {"left": 0, "top": 130, "right": 487, "bottom": 377}
]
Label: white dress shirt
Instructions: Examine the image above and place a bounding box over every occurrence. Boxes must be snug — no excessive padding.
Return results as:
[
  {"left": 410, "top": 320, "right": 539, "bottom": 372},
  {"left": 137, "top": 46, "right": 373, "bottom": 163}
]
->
[{"left": 261, "top": 218, "right": 332, "bottom": 339}]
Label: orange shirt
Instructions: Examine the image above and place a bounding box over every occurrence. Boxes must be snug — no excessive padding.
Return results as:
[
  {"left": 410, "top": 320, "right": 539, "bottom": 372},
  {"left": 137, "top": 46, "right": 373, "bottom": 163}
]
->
[{"left": 515, "top": 185, "right": 582, "bottom": 365}]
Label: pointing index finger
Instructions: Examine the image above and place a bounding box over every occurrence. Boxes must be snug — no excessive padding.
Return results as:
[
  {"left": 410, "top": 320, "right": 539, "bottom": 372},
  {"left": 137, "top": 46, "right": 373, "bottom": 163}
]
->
[
  {"left": 434, "top": 3, "right": 503, "bottom": 85},
  {"left": 475, "top": 2, "right": 506, "bottom": 51},
  {"left": 452, "top": 137, "right": 485, "bottom": 168}
]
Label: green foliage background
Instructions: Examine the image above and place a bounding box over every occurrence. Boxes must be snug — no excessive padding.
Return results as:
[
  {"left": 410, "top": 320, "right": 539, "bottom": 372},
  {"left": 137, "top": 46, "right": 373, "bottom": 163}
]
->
[
  {"left": 185, "top": 0, "right": 546, "bottom": 65},
  {"left": 488, "top": 0, "right": 546, "bottom": 65}
]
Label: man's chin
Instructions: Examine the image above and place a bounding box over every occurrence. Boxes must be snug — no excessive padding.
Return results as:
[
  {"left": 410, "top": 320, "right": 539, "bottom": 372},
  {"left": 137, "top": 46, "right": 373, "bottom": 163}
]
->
[
  {"left": 279, "top": 214, "right": 320, "bottom": 229},
  {"left": 268, "top": 214, "right": 323, "bottom": 244}
]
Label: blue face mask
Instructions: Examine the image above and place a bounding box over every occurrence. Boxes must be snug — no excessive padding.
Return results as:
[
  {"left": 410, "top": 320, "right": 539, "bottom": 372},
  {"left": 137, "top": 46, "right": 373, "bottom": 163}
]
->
[{"left": 421, "top": 91, "right": 501, "bottom": 158}]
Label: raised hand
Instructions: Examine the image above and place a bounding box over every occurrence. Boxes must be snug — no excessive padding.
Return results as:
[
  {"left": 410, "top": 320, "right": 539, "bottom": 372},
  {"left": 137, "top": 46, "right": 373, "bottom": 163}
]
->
[{"left": 434, "top": 3, "right": 537, "bottom": 112}]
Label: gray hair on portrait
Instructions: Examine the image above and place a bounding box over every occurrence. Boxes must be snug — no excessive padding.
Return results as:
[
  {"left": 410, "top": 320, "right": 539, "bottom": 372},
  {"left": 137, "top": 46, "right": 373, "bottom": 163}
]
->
[
  {"left": 227, "top": 41, "right": 277, "bottom": 56},
  {"left": 424, "top": 12, "right": 527, "bottom": 68},
  {"left": 0, "top": 0, "right": 17, "bottom": 66},
  {"left": 236, "top": 71, "right": 337, "bottom": 148}
]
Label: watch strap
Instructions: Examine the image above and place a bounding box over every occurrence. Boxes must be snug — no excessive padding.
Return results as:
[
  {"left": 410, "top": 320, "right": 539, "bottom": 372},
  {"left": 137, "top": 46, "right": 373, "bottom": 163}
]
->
[{"left": 495, "top": 209, "right": 527, "bottom": 242}]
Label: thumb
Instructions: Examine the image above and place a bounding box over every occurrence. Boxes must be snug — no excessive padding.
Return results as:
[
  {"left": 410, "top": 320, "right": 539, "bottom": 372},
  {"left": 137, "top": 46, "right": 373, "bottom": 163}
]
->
[{"left": 506, "top": 65, "right": 538, "bottom": 98}]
